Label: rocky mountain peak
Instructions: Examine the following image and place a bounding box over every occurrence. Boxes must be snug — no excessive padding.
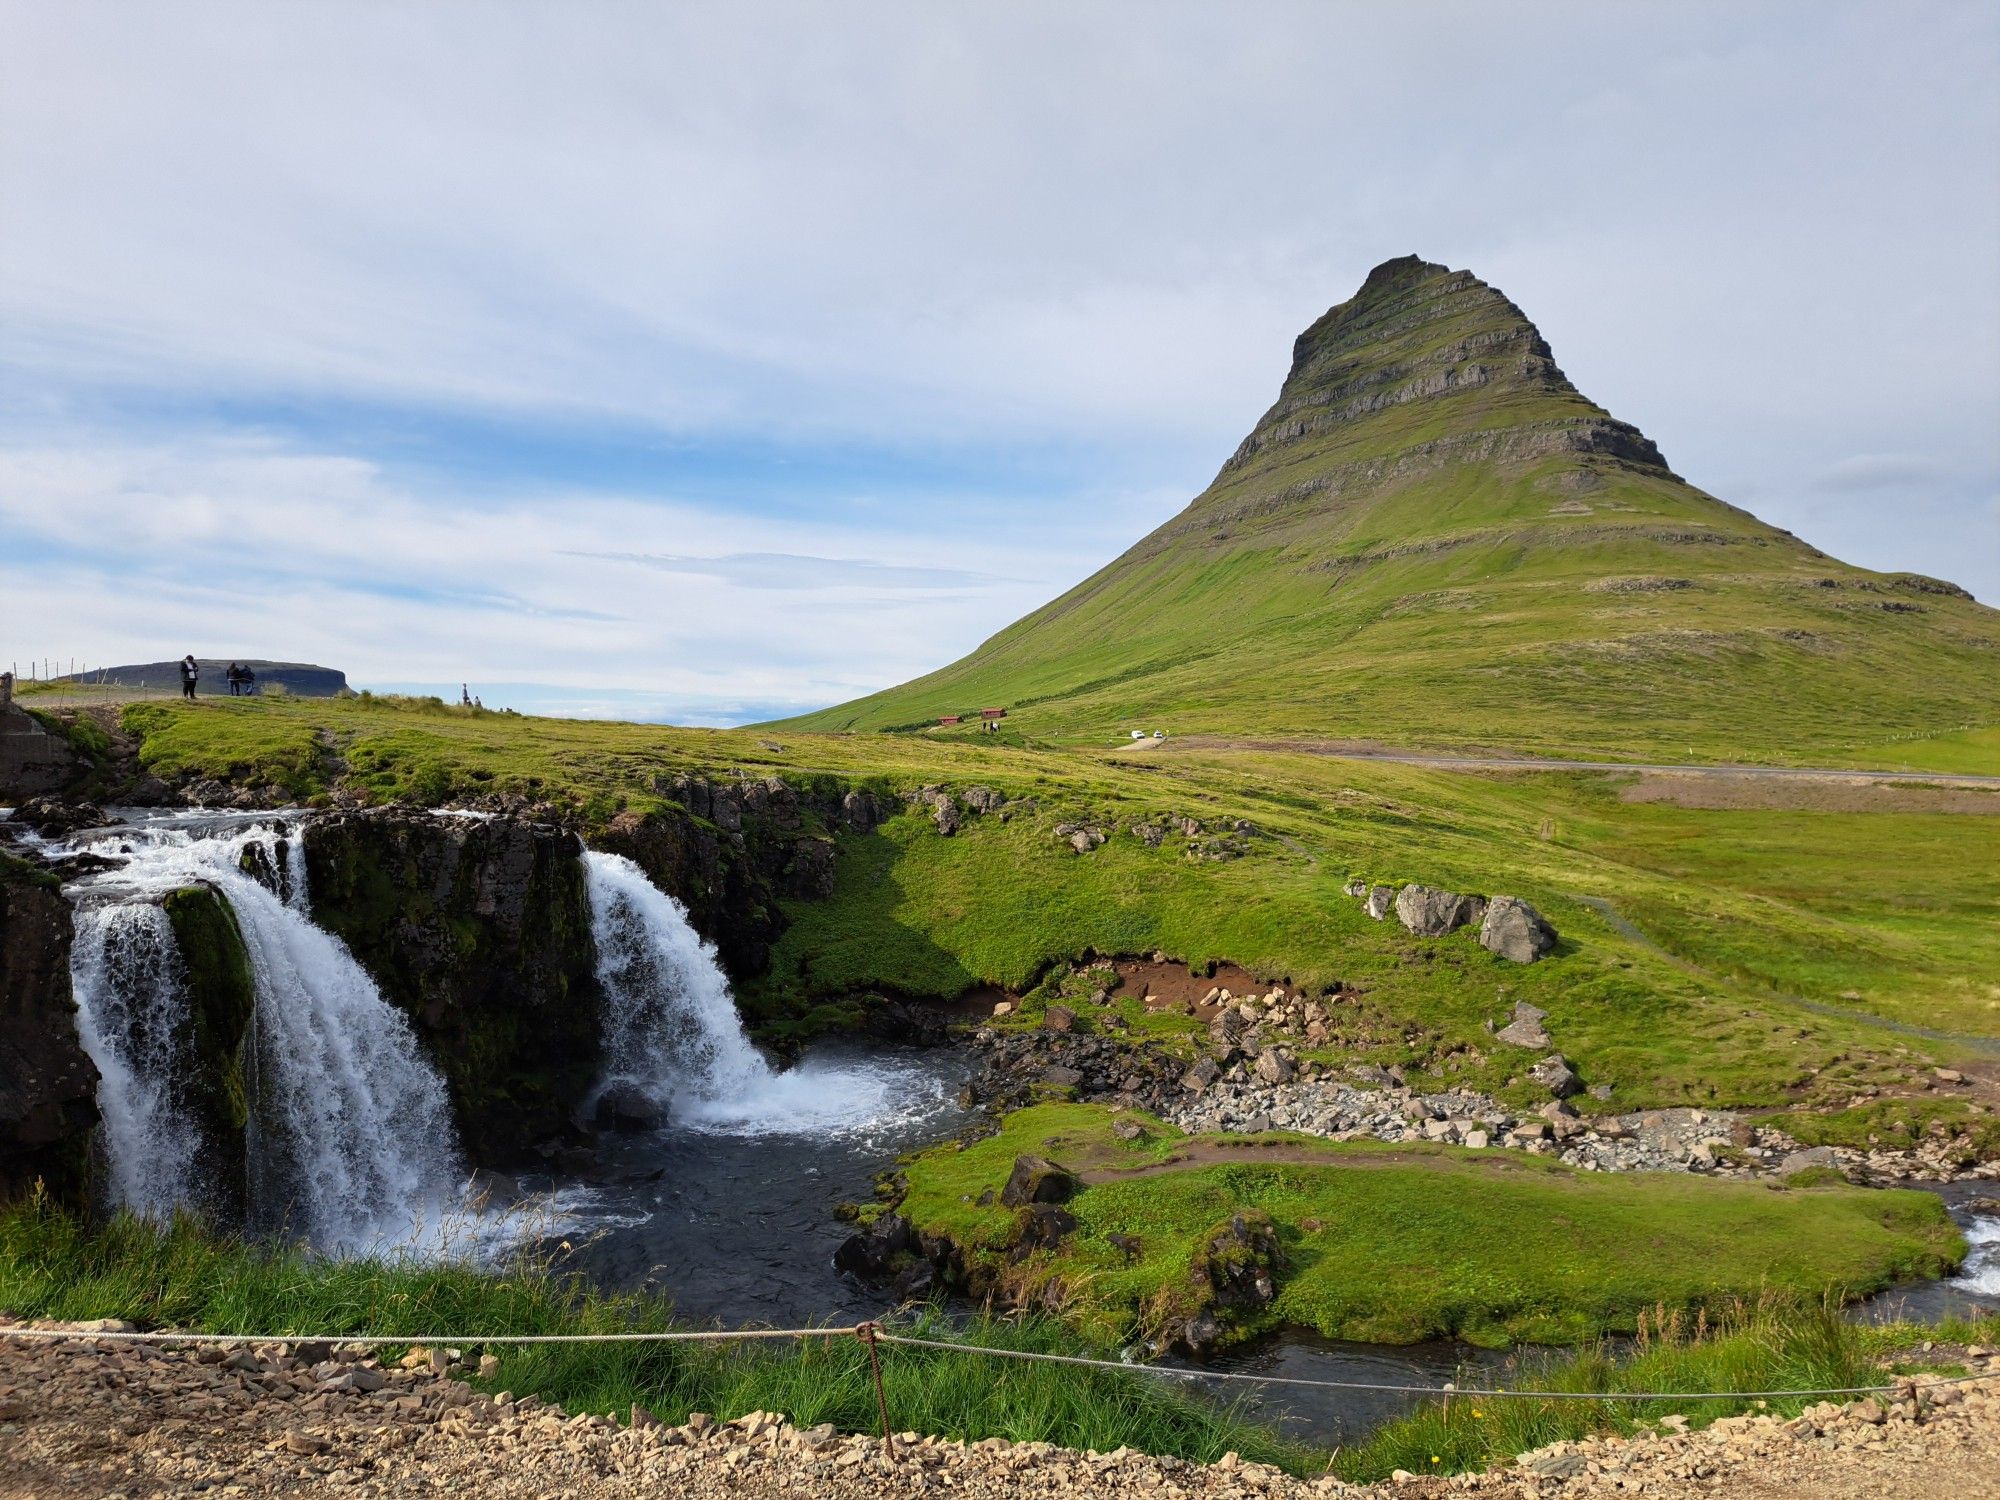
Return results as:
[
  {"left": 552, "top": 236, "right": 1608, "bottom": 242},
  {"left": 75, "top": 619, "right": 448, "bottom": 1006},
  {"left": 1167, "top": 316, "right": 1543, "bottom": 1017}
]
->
[{"left": 1219, "top": 256, "right": 1669, "bottom": 482}]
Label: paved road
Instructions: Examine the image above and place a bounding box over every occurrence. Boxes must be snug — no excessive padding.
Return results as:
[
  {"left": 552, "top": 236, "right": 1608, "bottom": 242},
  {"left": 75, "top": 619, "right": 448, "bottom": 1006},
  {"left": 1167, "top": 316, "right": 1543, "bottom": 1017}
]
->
[{"left": 1141, "top": 736, "right": 2000, "bottom": 789}]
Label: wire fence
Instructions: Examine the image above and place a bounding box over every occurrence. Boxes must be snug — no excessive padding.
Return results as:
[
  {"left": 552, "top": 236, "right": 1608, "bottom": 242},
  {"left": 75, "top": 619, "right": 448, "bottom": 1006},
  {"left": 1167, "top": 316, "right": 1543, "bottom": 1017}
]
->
[{"left": 7, "top": 1317, "right": 1996, "bottom": 1405}]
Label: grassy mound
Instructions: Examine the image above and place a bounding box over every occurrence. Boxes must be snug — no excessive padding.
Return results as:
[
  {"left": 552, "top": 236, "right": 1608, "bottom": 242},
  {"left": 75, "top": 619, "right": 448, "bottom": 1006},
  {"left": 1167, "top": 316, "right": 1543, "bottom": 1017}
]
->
[{"left": 896, "top": 1105, "right": 1965, "bottom": 1349}]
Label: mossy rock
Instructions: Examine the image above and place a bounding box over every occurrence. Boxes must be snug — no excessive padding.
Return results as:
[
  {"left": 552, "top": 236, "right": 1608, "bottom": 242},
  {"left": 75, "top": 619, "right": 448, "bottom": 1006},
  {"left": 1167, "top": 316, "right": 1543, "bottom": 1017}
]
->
[
  {"left": 999, "top": 1153, "right": 1079, "bottom": 1208},
  {"left": 161, "top": 884, "right": 256, "bottom": 1220}
]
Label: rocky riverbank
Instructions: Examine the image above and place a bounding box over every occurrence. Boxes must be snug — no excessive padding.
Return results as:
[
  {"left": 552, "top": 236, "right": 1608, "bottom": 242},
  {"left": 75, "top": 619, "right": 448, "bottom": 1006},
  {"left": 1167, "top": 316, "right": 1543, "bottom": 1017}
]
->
[
  {"left": 964, "top": 975, "right": 2000, "bottom": 1188},
  {"left": 2, "top": 1320, "right": 1996, "bottom": 1498}
]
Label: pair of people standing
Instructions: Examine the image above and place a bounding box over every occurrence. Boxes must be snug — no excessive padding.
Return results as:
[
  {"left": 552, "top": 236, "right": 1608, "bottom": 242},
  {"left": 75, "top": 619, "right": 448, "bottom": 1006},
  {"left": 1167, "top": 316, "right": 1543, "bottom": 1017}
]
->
[{"left": 177, "top": 658, "right": 255, "bottom": 698}]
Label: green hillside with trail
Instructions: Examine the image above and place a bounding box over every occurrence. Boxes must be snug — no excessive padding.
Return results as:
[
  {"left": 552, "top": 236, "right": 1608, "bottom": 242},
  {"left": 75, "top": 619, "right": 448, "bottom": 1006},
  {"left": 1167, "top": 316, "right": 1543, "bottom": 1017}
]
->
[{"left": 780, "top": 257, "right": 2000, "bottom": 762}]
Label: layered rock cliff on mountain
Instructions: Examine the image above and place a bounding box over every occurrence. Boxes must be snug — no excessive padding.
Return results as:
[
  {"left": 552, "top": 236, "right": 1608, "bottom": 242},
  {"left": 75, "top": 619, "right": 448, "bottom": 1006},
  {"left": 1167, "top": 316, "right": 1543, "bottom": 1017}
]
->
[{"left": 780, "top": 256, "right": 1999, "bottom": 758}]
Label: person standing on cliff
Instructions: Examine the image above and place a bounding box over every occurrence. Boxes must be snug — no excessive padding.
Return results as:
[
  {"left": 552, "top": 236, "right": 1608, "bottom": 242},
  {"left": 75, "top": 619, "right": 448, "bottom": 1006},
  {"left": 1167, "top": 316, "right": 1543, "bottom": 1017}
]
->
[{"left": 179, "top": 655, "right": 199, "bottom": 700}]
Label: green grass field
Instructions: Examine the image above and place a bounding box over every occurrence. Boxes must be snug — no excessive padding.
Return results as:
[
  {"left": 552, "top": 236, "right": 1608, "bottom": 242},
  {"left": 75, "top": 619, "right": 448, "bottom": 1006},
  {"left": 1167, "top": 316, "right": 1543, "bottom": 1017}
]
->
[
  {"left": 105, "top": 695, "right": 2000, "bottom": 1137},
  {"left": 892, "top": 1104, "right": 1964, "bottom": 1349}
]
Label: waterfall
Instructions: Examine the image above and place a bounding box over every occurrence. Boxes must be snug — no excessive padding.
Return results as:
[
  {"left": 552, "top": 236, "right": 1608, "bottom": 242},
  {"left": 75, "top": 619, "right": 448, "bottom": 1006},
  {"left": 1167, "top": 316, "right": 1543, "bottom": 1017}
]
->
[
  {"left": 583, "top": 850, "right": 922, "bottom": 1136},
  {"left": 67, "top": 902, "right": 205, "bottom": 1219},
  {"left": 62, "top": 814, "right": 467, "bottom": 1254},
  {"left": 1959, "top": 1215, "right": 2000, "bottom": 1297},
  {"left": 586, "top": 851, "right": 775, "bottom": 1108}
]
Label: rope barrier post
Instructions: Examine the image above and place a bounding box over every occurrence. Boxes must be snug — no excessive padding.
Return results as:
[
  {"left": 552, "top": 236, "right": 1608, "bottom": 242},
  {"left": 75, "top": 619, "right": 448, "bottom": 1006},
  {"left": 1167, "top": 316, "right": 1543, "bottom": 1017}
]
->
[{"left": 856, "top": 1322, "right": 896, "bottom": 1462}]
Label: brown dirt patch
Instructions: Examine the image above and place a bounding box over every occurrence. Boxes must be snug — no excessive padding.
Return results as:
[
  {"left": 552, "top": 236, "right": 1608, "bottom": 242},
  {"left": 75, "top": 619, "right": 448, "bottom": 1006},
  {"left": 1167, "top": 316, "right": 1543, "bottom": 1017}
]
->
[{"left": 1111, "top": 958, "right": 1290, "bottom": 1023}]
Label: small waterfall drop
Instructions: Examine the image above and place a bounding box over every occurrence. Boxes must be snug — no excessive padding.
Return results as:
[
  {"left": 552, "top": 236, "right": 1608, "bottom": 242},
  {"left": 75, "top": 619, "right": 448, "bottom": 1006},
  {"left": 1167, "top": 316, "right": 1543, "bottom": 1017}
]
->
[
  {"left": 584, "top": 850, "right": 938, "bottom": 1136},
  {"left": 62, "top": 813, "right": 468, "bottom": 1254},
  {"left": 67, "top": 902, "right": 205, "bottom": 1218},
  {"left": 1958, "top": 1216, "right": 2000, "bottom": 1298}
]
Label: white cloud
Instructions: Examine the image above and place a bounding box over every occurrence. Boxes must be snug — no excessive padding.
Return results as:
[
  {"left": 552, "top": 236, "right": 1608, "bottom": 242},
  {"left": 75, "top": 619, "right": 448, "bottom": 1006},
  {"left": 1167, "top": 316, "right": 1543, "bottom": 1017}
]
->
[
  {"left": 0, "top": 433, "right": 1111, "bottom": 715},
  {"left": 0, "top": 0, "right": 1995, "bottom": 695}
]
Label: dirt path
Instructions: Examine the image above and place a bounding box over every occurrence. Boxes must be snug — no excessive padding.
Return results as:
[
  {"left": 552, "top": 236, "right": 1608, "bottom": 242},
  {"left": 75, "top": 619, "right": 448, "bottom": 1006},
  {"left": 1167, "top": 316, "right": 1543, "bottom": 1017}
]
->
[
  {"left": 4, "top": 1322, "right": 1997, "bottom": 1499},
  {"left": 1129, "top": 736, "right": 2000, "bottom": 792}
]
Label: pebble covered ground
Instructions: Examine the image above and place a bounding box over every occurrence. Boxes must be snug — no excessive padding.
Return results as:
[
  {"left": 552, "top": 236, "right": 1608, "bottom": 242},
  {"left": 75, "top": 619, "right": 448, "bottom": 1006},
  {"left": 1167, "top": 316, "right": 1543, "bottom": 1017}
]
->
[{"left": 2, "top": 1320, "right": 1997, "bottom": 1498}]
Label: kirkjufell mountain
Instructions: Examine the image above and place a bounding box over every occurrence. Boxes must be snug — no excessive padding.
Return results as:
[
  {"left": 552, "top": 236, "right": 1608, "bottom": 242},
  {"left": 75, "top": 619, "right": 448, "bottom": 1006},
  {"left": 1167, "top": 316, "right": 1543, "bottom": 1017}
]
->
[{"left": 782, "top": 257, "right": 1999, "bottom": 759}]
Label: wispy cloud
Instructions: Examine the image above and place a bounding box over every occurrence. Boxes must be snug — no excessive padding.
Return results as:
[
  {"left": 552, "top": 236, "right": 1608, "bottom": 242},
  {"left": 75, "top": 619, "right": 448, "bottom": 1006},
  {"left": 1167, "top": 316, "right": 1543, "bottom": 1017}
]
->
[
  {"left": 1810, "top": 454, "right": 1944, "bottom": 493},
  {"left": 1, "top": 0, "right": 1995, "bottom": 697},
  {"left": 0, "top": 429, "right": 1112, "bottom": 716},
  {"left": 565, "top": 550, "right": 1010, "bottom": 591}
]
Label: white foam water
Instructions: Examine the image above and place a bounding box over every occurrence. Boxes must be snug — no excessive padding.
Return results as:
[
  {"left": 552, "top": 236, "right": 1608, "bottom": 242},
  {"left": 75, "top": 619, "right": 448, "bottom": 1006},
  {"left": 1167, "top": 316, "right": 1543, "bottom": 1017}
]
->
[
  {"left": 583, "top": 850, "right": 949, "bottom": 1137},
  {"left": 67, "top": 901, "right": 206, "bottom": 1218},
  {"left": 62, "top": 814, "right": 468, "bottom": 1255},
  {"left": 1955, "top": 1215, "right": 2000, "bottom": 1297}
]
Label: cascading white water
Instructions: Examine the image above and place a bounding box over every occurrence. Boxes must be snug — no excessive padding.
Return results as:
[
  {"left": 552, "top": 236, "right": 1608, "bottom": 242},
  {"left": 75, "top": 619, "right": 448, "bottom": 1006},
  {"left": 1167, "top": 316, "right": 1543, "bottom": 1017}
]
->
[
  {"left": 62, "top": 814, "right": 468, "bottom": 1253},
  {"left": 588, "top": 850, "right": 780, "bottom": 1106},
  {"left": 67, "top": 902, "right": 205, "bottom": 1218},
  {"left": 1957, "top": 1216, "right": 2000, "bottom": 1297},
  {"left": 583, "top": 850, "right": 941, "bottom": 1136}
]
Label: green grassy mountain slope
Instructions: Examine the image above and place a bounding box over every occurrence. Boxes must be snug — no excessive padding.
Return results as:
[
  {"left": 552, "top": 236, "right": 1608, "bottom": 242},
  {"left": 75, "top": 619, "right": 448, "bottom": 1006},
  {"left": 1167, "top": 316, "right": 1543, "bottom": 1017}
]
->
[{"left": 782, "top": 257, "right": 2000, "bottom": 762}]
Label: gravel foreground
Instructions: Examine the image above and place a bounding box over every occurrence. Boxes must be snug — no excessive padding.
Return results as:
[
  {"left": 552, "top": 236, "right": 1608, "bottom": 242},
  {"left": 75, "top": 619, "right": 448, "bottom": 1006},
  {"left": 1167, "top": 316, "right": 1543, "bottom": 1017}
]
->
[{"left": 2, "top": 1321, "right": 1997, "bottom": 1499}]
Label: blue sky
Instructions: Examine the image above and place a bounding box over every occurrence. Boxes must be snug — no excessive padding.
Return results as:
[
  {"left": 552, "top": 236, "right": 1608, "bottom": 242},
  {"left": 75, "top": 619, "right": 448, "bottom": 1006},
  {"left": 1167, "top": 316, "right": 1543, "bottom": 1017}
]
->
[{"left": 3, "top": 2, "right": 1995, "bottom": 722}]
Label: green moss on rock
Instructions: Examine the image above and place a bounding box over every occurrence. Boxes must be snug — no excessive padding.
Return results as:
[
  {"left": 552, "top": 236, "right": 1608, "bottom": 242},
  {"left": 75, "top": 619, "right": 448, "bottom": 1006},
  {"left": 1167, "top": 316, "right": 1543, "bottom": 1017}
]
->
[{"left": 161, "top": 883, "right": 256, "bottom": 1218}]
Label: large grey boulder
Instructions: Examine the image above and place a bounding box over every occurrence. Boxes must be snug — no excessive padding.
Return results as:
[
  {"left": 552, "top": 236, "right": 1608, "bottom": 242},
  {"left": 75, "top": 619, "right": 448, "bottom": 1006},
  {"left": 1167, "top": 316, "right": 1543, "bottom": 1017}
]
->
[
  {"left": 1364, "top": 885, "right": 1396, "bottom": 920},
  {"left": 839, "top": 790, "right": 879, "bottom": 833},
  {"left": 1530, "top": 1052, "right": 1584, "bottom": 1098},
  {"left": 999, "top": 1154, "right": 1078, "bottom": 1208},
  {"left": 1495, "top": 1000, "right": 1552, "bottom": 1048},
  {"left": 1254, "top": 1049, "right": 1296, "bottom": 1084},
  {"left": 1479, "top": 896, "right": 1557, "bottom": 963},
  {"left": 1394, "top": 884, "right": 1487, "bottom": 937}
]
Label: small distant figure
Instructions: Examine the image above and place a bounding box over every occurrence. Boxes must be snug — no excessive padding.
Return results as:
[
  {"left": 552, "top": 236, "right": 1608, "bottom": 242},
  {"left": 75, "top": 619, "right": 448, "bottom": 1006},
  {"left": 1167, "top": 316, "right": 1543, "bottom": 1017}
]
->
[
  {"left": 179, "top": 654, "right": 200, "bottom": 701},
  {"left": 461, "top": 683, "right": 472, "bottom": 707},
  {"left": 225, "top": 662, "right": 242, "bottom": 696},
  {"left": 241, "top": 663, "right": 256, "bottom": 696}
]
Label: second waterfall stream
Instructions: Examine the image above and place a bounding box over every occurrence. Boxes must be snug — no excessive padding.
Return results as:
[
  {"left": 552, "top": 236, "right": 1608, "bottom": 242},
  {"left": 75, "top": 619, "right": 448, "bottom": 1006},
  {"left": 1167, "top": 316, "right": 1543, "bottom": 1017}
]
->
[{"left": 583, "top": 848, "right": 936, "bottom": 1136}]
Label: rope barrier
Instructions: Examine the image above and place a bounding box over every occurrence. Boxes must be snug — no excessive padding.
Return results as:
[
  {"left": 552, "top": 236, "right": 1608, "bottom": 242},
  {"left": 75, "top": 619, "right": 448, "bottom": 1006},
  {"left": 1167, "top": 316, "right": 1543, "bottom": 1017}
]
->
[
  {"left": 869, "top": 1328, "right": 2000, "bottom": 1403},
  {"left": 0, "top": 1324, "right": 859, "bottom": 1346},
  {"left": 4, "top": 1319, "right": 1996, "bottom": 1405}
]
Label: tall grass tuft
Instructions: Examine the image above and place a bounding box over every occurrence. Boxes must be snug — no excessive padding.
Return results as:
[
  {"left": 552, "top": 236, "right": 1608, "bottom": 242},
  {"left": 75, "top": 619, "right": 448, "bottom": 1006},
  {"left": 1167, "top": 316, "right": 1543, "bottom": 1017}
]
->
[{"left": 1335, "top": 1291, "right": 1888, "bottom": 1482}]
